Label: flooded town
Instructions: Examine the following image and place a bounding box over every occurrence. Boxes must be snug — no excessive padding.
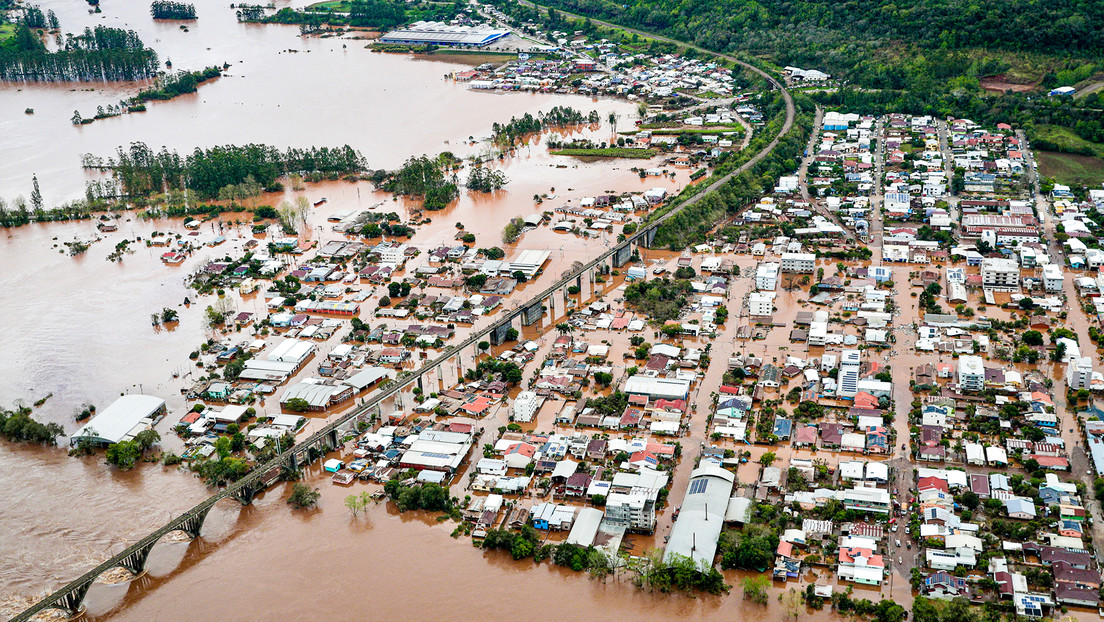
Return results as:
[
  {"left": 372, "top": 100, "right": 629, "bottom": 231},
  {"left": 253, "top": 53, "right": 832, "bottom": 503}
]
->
[{"left": 2, "top": 0, "right": 1104, "bottom": 621}]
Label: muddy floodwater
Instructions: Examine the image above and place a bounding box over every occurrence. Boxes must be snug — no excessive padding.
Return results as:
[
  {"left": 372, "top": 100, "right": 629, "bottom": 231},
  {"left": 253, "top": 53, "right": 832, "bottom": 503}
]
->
[{"left": 0, "top": 0, "right": 709, "bottom": 615}]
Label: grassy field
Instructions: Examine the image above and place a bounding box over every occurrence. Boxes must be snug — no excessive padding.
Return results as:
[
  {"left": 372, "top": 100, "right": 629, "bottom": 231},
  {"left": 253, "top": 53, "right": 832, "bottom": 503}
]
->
[
  {"left": 1032, "top": 124, "right": 1104, "bottom": 158},
  {"left": 0, "top": 23, "right": 17, "bottom": 43},
  {"left": 305, "top": 1, "right": 349, "bottom": 10},
  {"left": 551, "top": 148, "right": 658, "bottom": 159},
  {"left": 1037, "top": 151, "right": 1104, "bottom": 187}
]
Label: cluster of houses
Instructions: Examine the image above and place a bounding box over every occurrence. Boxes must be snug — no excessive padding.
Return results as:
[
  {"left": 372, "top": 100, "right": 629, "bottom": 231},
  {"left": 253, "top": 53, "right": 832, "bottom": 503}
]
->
[
  {"left": 913, "top": 465, "right": 1100, "bottom": 615},
  {"left": 458, "top": 45, "right": 743, "bottom": 100}
]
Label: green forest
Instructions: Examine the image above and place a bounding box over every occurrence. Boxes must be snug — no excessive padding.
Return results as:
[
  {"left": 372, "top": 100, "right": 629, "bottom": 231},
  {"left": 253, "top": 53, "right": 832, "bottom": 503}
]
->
[
  {"left": 93, "top": 142, "right": 367, "bottom": 199},
  {"left": 508, "top": 0, "right": 1102, "bottom": 63},
  {"left": 0, "top": 25, "right": 158, "bottom": 81},
  {"left": 238, "top": 0, "right": 464, "bottom": 30}
]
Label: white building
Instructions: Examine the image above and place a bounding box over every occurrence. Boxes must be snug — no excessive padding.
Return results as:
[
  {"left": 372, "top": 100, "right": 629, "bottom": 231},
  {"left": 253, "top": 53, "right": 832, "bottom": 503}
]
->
[
  {"left": 748, "top": 292, "right": 775, "bottom": 317},
  {"left": 837, "top": 350, "right": 861, "bottom": 398},
  {"left": 378, "top": 243, "right": 409, "bottom": 264},
  {"left": 756, "top": 262, "right": 779, "bottom": 291},
  {"left": 1042, "top": 264, "right": 1064, "bottom": 292},
  {"left": 958, "top": 355, "right": 985, "bottom": 392},
  {"left": 70, "top": 395, "right": 166, "bottom": 447},
  {"left": 1067, "top": 357, "right": 1093, "bottom": 390},
  {"left": 981, "top": 257, "right": 1020, "bottom": 290},
  {"left": 512, "top": 390, "right": 542, "bottom": 423},
  {"left": 780, "top": 252, "right": 816, "bottom": 274}
]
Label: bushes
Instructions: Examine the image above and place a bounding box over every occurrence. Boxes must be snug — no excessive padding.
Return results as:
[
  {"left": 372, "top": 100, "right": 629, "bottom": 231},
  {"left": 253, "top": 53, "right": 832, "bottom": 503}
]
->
[
  {"left": 0, "top": 406, "right": 64, "bottom": 445},
  {"left": 383, "top": 480, "right": 453, "bottom": 512},
  {"left": 641, "top": 552, "right": 729, "bottom": 594},
  {"left": 287, "top": 482, "right": 320, "bottom": 509},
  {"left": 482, "top": 525, "right": 544, "bottom": 560}
]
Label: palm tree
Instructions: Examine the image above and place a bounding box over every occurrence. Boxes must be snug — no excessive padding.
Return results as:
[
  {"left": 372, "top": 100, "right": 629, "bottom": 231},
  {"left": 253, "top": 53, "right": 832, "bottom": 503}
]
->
[
  {"left": 608, "top": 112, "right": 618, "bottom": 139},
  {"left": 555, "top": 322, "right": 573, "bottom": 336}
]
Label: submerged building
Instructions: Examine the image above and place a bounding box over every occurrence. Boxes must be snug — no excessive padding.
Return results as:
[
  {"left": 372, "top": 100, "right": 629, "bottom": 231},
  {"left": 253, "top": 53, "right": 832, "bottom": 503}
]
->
[
  {"left": 663, "top": 464, "right": 736, "bottom": 568},
  {"left": 380, "top": 21, "right": 510, "bottom": 48}
]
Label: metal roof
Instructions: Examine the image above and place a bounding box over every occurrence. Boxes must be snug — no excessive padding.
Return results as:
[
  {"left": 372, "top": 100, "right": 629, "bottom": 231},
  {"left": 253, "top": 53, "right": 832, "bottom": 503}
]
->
[
  {"left": 664, "top": 464, "right": 735, "bottom": 568},
  {"left": 70, "top": 395, "right": 164, "bottom": 446}
]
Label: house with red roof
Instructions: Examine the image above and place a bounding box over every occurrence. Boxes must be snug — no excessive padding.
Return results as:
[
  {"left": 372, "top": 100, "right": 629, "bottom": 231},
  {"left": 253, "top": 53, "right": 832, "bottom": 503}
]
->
[
  {"left": 460, "top": 395, "right": 494, "bottom": 416},
  {"left": 918, "top": 476, "right": 949, "bottom": 493}
]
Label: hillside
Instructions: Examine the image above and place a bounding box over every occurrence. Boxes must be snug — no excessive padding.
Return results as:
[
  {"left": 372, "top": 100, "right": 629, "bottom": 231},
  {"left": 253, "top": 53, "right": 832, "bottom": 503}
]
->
[{"left": 533, "top": 0, "right": 1102, "bottom": 88}]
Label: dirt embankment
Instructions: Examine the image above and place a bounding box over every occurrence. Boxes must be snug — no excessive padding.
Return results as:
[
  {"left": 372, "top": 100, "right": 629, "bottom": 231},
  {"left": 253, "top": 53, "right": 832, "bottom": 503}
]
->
[{"left": 979, "top": 73, "right": 1039, "bottom": 94}]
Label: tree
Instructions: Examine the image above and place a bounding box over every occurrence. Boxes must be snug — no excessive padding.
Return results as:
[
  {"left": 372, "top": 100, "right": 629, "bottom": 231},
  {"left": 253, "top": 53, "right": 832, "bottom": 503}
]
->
[
  {"left": 783, "top": 587, "right": 803, "bottom": 620},
  {"left": 287, "top": 482, "right": 320, "bottom": 509},
  {"left": 759, "top": 452, "right": 777, "bottom": 466},
  {"left": 594, "top": 372, "right": 613, "bottom": 387},
  {"left": 285, "top": 398, "right": 311, "bottom": 412},
  {"left": 874, "top": 600, "right": 907, "bottom": 622},
  {"left": 105, "top": 440, "right": 141, "bottom": 469},
  {"left": 345, "top": 494, "right": 363, "bottom": 516},
  {"left": 1021, "top": 330, "right": 1043, "bottom": 346},
  {"left": 478, "top": 340, "right": 490, "bottom": 352},
  {"left": 293, "top": 195, "right": 310, "bottom": 232},
  {"left": 505, "top": 327, "right": 519, "bottom": 342},
  {"left": 29, "top": 175, "right": 42, "bottom": 211},
  {"left": 742, "top": 575, "right": 770, "bottom": 604},
  {"left": 133, "top": 429, "right": 160, "bottom": 452},
  {"left": 502, "top": 217, "right": 525, "bottom": 243}
]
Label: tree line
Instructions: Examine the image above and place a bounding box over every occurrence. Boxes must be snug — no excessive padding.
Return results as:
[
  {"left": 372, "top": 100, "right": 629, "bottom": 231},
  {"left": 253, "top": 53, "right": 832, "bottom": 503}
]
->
[
  {"left": 13, "top": 5, "right": 59, "bottom": 29},
  {"left": 91, "top": 142, "right": 367, "bottom": 199},
  {"left": 0, "top": 405, "right": 64, "bottom": 446},
  {"left": 0, "top": 25, "right": 158, "bottom": 82},
  {"left": 133, "top": 65, "right": 221, "bottom": 103},
  {"left": 650, "top": 93, "right": 814, "bottom": 249},
  {"left": 237, "top": 0, "right": 464, "bottom": 31},
  {"left": 151, "top": 1, "right": 197, "bottom": 20},
  {"left": 491, "top": 106, "right": 599, "bottom": 145}
]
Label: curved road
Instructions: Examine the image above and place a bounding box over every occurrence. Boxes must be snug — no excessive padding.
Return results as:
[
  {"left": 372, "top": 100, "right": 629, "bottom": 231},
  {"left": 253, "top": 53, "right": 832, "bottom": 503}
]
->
[{"left": 13, "top": 12, "right": 800, "bottom": 621}]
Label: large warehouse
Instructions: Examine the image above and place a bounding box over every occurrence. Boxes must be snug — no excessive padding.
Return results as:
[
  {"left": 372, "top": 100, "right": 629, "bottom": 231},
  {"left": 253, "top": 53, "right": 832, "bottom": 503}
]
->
[
  {"left": 380, "top": 21, "right": 510, "bottom": 48},
  {"left": 70, "top": 395, "right": 166, "bottom": 447},
  {"left": 664, "top": 464, "right": 736, "bottom": 568}
]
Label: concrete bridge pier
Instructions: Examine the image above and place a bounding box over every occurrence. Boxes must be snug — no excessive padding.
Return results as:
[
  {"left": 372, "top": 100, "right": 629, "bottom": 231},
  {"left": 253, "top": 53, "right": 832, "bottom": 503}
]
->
[
  {"left": 233, "top": 482, "right": 260, "bottom": 506},
  {"left": 613, "top": 243, "right": 631, "bottom": 268},
  {"left": 549, "top": 288, "right": 565, "bottom": 322},
  {"left": 578, "top": 271, "right": 591, "bottom": 302},
  {"left": 50, "top": 580, "right": 93, "bottom": 618},
  {"left": 642, "top": 226, "right": 656, "bottom": 249},
  {"left": 179, "top": 506, "right": 212, "bottom": 539},
  {"left": 119, "top": 541, "right": 157, "bottom": 576},
  {"left": 489, "top": 321, "right": 512, "bottom": 346},
  {"left": 540, "top": 298, "right": 552, "bottom": 328},
  {"left": 521, "top": 302, "right": 543, "bottom": 327}
]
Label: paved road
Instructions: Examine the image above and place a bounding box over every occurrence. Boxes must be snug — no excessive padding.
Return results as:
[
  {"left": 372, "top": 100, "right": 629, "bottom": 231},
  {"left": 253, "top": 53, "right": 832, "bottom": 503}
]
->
[
  {"left": 1017, "top": 129, "right": 1104, "bottom": 556},
  {"left": 792, "top": 107, "right": 857, "bottom": 240}
]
